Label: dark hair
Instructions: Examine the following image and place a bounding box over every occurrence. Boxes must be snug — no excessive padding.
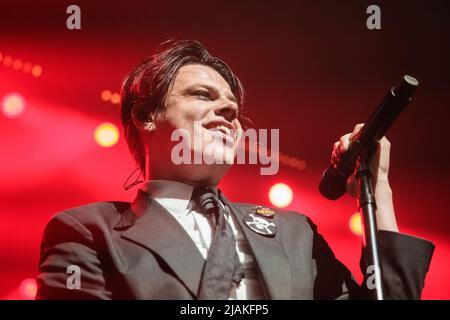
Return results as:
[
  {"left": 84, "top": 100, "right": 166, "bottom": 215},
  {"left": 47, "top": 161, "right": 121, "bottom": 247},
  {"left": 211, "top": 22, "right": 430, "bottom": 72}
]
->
[{"left": 120, "top": 39, "right": 248, "bottom": 173}]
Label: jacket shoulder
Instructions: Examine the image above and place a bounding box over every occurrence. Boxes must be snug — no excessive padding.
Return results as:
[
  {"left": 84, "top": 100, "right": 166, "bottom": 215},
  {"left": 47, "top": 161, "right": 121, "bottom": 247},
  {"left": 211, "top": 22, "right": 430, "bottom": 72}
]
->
[{"left": 46, "top": 200, "right": 131, "bottom": 234}]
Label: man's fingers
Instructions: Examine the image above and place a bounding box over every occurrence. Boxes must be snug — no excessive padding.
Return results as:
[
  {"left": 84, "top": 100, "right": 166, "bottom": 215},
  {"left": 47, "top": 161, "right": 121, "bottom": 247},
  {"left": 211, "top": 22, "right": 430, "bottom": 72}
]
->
[
  {"left": 375, "top": 136, "right": 391, "bottom": 176},
  {"left": 380, "top": 136, "right": 391, "bottom": 150},
  {"left": 339, "top": 133, "right": 352, "bottom": 153},
  {"left": 353, "top": 123, "right": 364, "bottom": 131},
  {"left": 349, "top": 123, "right": 364, "bottom": 141},
  {"left": 332, "top": 141, "right": 340, "bottom": 154},
  {"left": 332, "top": 125, "right": 392, "bottom": 188},
  {"left": 332, "top": 124, "right": 367, "bottom": 166}
]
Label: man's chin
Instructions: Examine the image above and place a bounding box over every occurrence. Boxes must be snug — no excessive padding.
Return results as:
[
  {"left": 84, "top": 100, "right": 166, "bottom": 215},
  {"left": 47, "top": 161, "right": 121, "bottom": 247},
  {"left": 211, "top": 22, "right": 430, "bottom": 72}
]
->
[
  {"left": 175, "top": 162, "right": 232, "bottom": 186},
  {"left": 201, "top": 145, "right": 237, "bottom": 165}
]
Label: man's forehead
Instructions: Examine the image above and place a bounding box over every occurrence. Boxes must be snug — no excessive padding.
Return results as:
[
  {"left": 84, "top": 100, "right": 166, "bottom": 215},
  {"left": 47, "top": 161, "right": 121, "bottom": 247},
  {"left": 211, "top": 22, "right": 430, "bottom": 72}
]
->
[{"left": 172, "top": 64, "right": 233, "bottom": 92}]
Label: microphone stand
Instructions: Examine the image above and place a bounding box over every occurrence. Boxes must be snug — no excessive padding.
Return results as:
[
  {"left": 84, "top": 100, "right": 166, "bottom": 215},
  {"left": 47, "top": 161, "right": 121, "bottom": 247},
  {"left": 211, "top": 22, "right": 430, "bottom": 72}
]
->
[
  {"left": 355, "top": 147, "right": 384, "bottom": 300},
  {"left": 318, "top": 75, "right": 419, "bottom": 299}
]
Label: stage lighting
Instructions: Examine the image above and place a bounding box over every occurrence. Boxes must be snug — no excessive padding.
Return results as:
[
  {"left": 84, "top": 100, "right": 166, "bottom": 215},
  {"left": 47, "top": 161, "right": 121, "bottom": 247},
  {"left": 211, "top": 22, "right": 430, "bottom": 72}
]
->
[
  {"left": 101, "top": 89, "right": 112, "bottom": 101},
  {"left": 269, "top": 182, "right": 293, "bottom": 208},
  {"left": 349, "top": 212, "right": 363, "bottom": 236},
  {"left": 19, "top": 278, "right": 37, "bottom": 300},
  {"left": 3, "top": 55, "right": 12, "bottom": 67},
  {"left": 31, "top": 65, "right": 42, "bottom": 77},
  {"left": 278, "top": 152, "right": 307, "bottom": 171},
  {"left": 94, "top": 122, "right": 119, "bottom": 148},
  {"left": 1, "top": 93, "right": 25, "bottom": 118},
  {"left": 0, "top": 53, "right": 41, "bottom": 77},
  {"left": 22, "top": 62, "right": 32, "bottom": 74},
  {"left": 110, "top": 93, "right": 121, "bottom": 104},
  {"left": 12, "top": 58, "right": 23, "bottom": 70}
]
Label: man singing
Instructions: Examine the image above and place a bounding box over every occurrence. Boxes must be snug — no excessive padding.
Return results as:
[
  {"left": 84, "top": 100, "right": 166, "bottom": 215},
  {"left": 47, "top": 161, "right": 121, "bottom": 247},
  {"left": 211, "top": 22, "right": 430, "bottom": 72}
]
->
[{"left": 36, "top": 40, "right": 434, "bottom": 299}]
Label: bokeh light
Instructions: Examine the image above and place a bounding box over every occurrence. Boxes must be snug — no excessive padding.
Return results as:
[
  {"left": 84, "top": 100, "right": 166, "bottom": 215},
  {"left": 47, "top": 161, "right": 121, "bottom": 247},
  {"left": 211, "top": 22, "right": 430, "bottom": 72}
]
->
[
  {"left": 3, "top": 55, "right": 12, "bottom": 66},
  {"left": 269, "top": 182, "right": 293, "bottom": 208},
  {"left": 349, "top": 212, "right": 363, "bottom": 236},
  {"left": 19, "top": 278, "right": 37, "bottom": 300},
  {"left": 94, "top": 122, "right": 119, "bottom": 148},
  {"left": 101, "top": 89, "right": 112, "bottom": 101},
  {"left": 22, "top": 62, "right": 32, "bottom": 74},
  {"left": 31, "top": 65, "right": 42, "bottom": 77},
  {"left": 1, "top": 93, "right": 25, "bottom": 118},
  {"left": 110, "top": 93, "right": 121, "bottom": 104},
  {"left": 12, "top": 58, "right": 22, "bottom": 70}
]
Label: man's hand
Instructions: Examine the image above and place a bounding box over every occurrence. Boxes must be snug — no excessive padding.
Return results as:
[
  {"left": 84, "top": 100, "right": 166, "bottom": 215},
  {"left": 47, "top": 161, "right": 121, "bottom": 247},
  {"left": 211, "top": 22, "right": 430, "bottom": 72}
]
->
[{"left": 331, "top": 123, "right": 399, "bottom": 232}]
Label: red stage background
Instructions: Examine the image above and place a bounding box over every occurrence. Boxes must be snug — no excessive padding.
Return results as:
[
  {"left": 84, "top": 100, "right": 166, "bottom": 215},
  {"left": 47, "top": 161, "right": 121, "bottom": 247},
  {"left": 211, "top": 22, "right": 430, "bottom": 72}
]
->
[{"left": 1, "top": 0, "right": 449, "bottom": 299}]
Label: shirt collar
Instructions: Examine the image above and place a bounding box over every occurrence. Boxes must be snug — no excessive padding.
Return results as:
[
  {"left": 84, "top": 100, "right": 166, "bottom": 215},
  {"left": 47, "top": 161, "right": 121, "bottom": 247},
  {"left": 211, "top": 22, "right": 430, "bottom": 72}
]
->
[{"left": 138, "top": 180, "right": 218, "bottom": 217}]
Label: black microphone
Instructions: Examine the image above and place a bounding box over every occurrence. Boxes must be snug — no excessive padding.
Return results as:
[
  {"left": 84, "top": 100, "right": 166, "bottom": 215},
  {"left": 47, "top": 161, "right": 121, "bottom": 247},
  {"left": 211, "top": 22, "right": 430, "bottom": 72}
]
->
[{"left": 319, "top": 75, "right": 419, "bottom": 200}]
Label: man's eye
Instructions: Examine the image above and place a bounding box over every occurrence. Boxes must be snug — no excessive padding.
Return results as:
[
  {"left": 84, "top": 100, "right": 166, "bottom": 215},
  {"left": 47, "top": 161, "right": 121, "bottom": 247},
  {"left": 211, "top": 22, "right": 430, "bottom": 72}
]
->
[{"left": 193, "top": 91, "right": 211, "bottom": 100}]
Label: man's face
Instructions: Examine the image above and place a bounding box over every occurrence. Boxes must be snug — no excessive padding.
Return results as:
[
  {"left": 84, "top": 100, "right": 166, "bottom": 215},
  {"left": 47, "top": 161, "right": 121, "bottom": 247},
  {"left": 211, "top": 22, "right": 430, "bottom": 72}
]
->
[{"left": 146, "top": 63, "right": 242, "bottom": 185}]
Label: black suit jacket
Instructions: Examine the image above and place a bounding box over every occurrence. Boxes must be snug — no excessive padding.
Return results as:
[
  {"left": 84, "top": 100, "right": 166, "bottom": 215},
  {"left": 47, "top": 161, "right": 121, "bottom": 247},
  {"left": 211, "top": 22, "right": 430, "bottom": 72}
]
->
[{"left": 36, "top": 189, "right": 434, "bottom": 299}]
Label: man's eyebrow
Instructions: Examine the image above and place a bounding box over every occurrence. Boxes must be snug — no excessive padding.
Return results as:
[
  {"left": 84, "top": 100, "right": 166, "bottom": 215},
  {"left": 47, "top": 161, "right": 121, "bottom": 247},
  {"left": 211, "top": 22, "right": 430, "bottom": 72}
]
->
[{"left": 186, "top": 83, "right": 237, "bottom": 103}]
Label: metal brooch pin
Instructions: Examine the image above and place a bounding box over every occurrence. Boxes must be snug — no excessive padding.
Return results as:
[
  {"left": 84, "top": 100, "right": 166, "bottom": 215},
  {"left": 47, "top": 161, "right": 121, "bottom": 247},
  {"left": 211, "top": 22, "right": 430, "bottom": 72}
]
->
[
  {"left": 243, "top": 213, "right": 277, "bottom": 237},
  {"left": 254, "top": 207, "right": 275, "bottom": 218}
]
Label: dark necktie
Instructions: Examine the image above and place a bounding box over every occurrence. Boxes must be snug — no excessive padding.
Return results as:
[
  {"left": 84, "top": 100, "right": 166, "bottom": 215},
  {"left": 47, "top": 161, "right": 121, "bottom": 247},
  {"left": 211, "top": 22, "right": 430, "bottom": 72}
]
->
[{"left": 191, "top": 186, "right": 244, "bottom": 300}]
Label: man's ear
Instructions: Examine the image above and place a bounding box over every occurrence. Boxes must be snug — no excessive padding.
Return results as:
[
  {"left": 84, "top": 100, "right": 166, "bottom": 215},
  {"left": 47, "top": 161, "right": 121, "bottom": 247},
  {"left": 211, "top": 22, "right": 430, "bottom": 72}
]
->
[{"left": 131, "top": 105, "right": 156, "bottom": 133}]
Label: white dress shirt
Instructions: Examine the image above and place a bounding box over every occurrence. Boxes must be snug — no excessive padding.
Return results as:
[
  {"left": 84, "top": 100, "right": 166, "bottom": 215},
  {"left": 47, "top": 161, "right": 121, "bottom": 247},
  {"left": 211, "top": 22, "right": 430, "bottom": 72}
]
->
[{"left": 139, "top": 180, "right": 264, "bottom": 300}]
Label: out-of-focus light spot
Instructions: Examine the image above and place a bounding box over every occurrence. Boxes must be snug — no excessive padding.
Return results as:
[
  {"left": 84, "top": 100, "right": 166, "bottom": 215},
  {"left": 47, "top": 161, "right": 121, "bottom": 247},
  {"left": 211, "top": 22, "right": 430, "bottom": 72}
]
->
[
  {"left": 1, "top": 54, "right": 42, "bottom": 78},
  {"left": 269, "top": 182, "right": 293, "bottom": 208},
  {"left": 3, "top": 55, "right": 12, "bottom": 66},
  {"left": 349, "top": 212, "right": 363, "bottom": 236},
  {"left": 94, "top": 122, "right": 119, "bottom": 148},
  {"left": 288, "top": 157, "right": 298, "bottom": 167},
  {"left": 101, "top": 90, "right": 112, "bottom": 101},
  {"left": 1, "top": 93, "right": 25, "bottom": 118},
  {"left": 110, "top": 93, "right": 121, "bottom": 104},
  {"left": 297, "top": 160, "right": 307, "bottom": 170},
  {"left": 19, "top": 278, "right": 37, "bottom": 300},
  {"left": 31, "top": 65, "right": 42, "bottom": 77},
  {"left": 278, "top": 152, "right": 306, "bottom": 171},
  {"left": 12, "top": 58, "right": 23, "bottom": 70},
  {"left": 22, "top": 62, "right": 32, "bottom": 74}
]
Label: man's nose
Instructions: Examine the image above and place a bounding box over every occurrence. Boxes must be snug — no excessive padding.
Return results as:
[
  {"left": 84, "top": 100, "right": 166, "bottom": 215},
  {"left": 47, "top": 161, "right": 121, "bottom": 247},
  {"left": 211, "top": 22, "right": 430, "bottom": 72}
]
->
[{"left": 214, "top": 99, "right": 238, "bottom": 123}]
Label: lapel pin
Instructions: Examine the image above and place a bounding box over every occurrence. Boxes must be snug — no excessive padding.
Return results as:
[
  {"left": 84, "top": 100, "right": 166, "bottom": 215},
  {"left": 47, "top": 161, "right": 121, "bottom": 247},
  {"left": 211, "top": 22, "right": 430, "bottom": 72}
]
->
[
  {"left": 254, "top": 207, "right": 275, "bottom": 218},
  {"left": 243, "top": 213, "right": 277, "bottom": 237}
]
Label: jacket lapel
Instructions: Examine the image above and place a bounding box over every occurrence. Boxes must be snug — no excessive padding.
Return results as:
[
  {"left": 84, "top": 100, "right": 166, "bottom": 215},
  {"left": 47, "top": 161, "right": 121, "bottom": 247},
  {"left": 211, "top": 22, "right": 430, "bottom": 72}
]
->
[
  {"left": 219, "top": 191, "right": 292, "bottom": 300},
  {"left": 116, "top": 189, "right": 205, "bottom": 297},
  {"left": 115, "top": 188, "right": 292, "bottom": 300}
]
